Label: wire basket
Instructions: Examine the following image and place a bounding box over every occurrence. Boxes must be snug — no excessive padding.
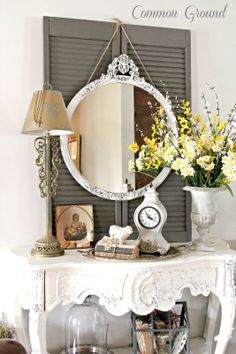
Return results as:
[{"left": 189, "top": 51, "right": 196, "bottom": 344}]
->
[{"left": 132, "top": 302, "right": 190, "bottom": 354}]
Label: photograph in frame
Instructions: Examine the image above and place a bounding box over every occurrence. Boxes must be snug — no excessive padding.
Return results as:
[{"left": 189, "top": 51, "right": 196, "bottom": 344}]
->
[
  {"left": 56, "top": 204, "right": 94, "bottom": 249},
  {"left": 68, "top": 134, "right": 81, "bottom": 171}
]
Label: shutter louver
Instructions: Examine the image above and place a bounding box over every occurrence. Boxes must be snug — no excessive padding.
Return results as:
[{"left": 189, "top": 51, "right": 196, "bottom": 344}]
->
[{"left": 49, "top": 36, "right": 113, "bottom": 104}]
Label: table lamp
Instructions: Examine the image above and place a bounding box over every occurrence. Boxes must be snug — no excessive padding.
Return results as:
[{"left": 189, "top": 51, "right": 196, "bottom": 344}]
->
[{"left": 22, "top": 85, "right": 73, "bottom": 257}]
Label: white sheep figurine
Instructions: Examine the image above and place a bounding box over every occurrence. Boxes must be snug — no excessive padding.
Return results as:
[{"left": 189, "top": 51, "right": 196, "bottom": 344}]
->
[{"left": 109, "top": 225, "right": 133, "bottom": 244}]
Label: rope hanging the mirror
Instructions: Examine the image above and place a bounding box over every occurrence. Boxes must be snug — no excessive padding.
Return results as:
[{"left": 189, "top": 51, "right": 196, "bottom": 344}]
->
[
  {"left": 86, "top": 20, "right": 120, "bottom": 85},
  {"left": 86, "top": 18, "right": 155, "bottom": 87}
]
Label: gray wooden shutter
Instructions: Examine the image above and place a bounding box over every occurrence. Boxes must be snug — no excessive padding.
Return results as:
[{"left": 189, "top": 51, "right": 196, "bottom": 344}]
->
[
  {"left": 44, "top": 17, "right": 120, "bottom": 105},
  {"left": 44, "top": 17, "right": 191, "bottom": 243},
  {"left": 44, "top": 17, "right": 120, "bottom": 240},
  {"left": 121, "top": 24, "right": 191, "bottom": 242}
]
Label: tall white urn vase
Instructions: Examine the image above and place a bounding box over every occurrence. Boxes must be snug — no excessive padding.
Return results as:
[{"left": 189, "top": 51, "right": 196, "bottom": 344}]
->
[{"left": 183, "top": 186, "right": 225, "bottom": 252}]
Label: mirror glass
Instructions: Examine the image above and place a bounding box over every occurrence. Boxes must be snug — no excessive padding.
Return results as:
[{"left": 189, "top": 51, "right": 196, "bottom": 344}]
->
[
  {"left": 61, "top": 54, "right": 177, "bottom": 200},
  {"left": 68, "top": 83, "right": 160, "bottom": 193}
]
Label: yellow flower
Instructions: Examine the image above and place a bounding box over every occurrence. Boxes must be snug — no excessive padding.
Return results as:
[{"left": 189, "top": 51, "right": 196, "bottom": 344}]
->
[
  {"left": 152, "top": 159, "right": 162, "bottom": 169},
  {"left": 181, "top": 99, "right": 190, "bottom": 107},
  {"left": 217, "top": 121, "right": 227, "bottom": 132},
  {"left": 222, "top": 152, "right": 236, "bottom": 183},
  {"left": 145, "top": 160, "right": 153, "bottom": 169},
  {"left": 144, "top": 138, "right": 157, "bottom": 151},
  {"left": 197, "top": 132, "right": 211, "bottom": 151},
  {"left": 181, "top": 100, "right": 192, "bottom": 116},
  {"left": 171, "top": 158, "right": 195, "bottom": 177},
  {"left": 180, "top": 124, "right": 191, "bottom": 135},
  {"left": 162, "top": 146, "right": 177, "bottom": 163},
  {"left": 212, "top": 115, "right": 219, "bottom": 126},
  {"left": 129, "top": 143, "right": 139, "bottom": 153},
  {"left": 178, "top": 135, "right": 188, "bottom": 145},
  {"left": 197, "top": 156, "right": 215, "bottom": 171},
  {"left": 211, "top": 135, "right": 224, "bottom": 152},
  {"left": 181, "top": 165, "right": 195, "bottom": 177},
  {"left": 179, "top": 138, "right": 196, "bottom": 162},
  {"left": 157, "top": 106, "right": 165, "bottom": 115},
  {"left": 184, "top": 108, "right": 192, "bottom": 116},
  {"left": 201, "top": 123, "right": 208, "bottom": 132},
  {"left": 151, "top": 125, "right": 158, "bottom": 136},
  {"left": 185, "top": 150, "right": 195, "bottom": 161},
  {"left": 178, "top": 116, "right": 188, "bottom": 125},
  {"left": 178, "top": 116, "right": 192, "bottom": 135},
  {"left": 195, "top": 114, "right": 203, "bottom": 123}
]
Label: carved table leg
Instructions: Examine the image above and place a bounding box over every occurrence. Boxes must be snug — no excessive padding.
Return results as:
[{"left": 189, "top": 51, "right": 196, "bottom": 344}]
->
[
  {"left": 204, "top": 293, "right": 220, "bottom": 354},
  {"left": 29, "top": 269, "right": 48, "bottom": 354},
  {"left": 13, "top": 300, "right": 29, "bottom": 351},
  {"left": 29, "top": 309, "right": 48, "bottom": 354},
  {"left": 214, "top": 297, "right": 235, "bottom": 354}
]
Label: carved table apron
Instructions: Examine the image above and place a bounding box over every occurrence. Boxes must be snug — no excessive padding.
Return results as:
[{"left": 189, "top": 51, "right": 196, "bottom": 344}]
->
[{"left": 12, "top": 241, "right": 236, "bottom": 354}]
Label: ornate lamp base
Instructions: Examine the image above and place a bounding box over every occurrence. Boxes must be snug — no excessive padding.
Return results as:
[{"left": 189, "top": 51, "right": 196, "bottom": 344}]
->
[{"left": 31, "top": 237, "right": 64, "bottom": 257}]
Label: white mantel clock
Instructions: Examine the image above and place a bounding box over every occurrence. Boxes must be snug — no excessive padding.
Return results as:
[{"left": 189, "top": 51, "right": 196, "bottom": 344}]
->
[{"left": 134, "top": 187, "right": 170, "bottom": 254}]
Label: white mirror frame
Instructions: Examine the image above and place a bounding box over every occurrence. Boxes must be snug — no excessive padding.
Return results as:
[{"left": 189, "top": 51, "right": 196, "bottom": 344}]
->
[{"left": 61, "top": 54, "right": 178, "bottom": 201}]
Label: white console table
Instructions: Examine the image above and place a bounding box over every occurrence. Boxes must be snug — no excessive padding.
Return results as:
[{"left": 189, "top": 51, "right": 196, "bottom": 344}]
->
[{"left": 12, "top": 240, "right": 236, "bottom": 354}]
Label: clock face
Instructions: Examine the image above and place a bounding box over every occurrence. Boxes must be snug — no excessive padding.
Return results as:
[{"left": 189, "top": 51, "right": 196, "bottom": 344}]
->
[{"left": 138, "top": 206, "right": 161, "bottom": 229}]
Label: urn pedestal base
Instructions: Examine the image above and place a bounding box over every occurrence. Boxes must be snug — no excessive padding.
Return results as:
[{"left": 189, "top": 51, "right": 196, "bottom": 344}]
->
[
  {"left": 184, "top": 186, "right": 225, "bottom": 253},
  {"left": 190, "top": 238, "right": 215, "bottom": 252}
]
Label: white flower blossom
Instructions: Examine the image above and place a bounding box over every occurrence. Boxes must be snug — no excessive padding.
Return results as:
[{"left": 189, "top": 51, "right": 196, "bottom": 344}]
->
[{"left": 128, "top": 160, "right": 135, "bottom": 172}]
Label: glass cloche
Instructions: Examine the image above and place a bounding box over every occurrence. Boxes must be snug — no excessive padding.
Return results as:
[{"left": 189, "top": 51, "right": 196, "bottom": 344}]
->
[{"left": 60, "top": 297, "right": 112, "bottom": 354}]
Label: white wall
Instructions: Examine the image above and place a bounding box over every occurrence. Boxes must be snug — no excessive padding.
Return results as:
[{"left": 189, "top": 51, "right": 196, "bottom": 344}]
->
[
  {"left": 73, "top": 84, "right": 123, "bottom": 192},
  {"left": 121, "top": 84, "right": 135, "bottom": 188},
  {"left": 71, "top": 83, "right": 135, "bottom": 192},
  {"left": 1, "top": 0, "right": 236, "bottom": 352}
]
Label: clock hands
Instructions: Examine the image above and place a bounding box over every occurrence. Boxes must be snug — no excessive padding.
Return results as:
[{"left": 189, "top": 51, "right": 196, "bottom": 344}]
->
[{"left": 145, "top": 210, "right": 155, "bottom": 221}]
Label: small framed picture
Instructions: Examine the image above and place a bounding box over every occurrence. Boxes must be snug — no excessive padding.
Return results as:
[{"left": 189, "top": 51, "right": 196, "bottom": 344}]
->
[
  {"left": 68, "top": 134, "right": 81, "bottom": 171},
  {"left": 56, "top": 204, "right": 94, "bottom": 249}
]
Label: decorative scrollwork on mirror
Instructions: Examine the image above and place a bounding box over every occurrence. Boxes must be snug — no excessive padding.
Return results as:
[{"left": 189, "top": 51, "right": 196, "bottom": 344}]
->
[{"left": 61, "top": 54, "right": 178, "bottom": 201}]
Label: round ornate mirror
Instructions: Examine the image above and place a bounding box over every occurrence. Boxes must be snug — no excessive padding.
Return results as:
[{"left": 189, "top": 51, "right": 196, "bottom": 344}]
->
[{"left": 61, "top": 54, "right": 177, "bottom": 201}]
